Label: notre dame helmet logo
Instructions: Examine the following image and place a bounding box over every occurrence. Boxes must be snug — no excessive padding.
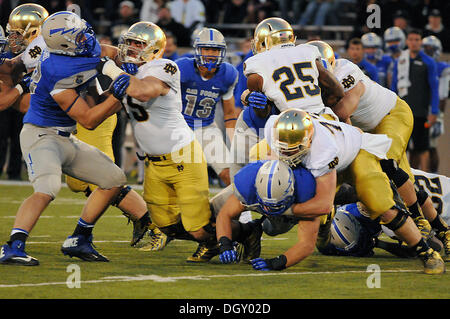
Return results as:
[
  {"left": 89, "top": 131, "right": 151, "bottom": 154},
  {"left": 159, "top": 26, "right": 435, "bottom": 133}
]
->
[
  {"left": 163, "top": 63, "right": 177, "bottom": 75},
  {"left": 341, "top": 74, "right": 355, "bottom": 89},
  {"left": 29, "top": 46, "right": 42, "bottom": 59}
]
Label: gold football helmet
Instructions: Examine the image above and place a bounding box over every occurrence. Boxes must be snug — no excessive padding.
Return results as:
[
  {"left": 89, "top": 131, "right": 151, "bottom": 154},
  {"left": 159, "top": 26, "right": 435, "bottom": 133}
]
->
[
  {"left": 251, "top": 17, "right": 295, "bottom": 54},
  {"left": 6, "top": 3, "right": 49, "bottom": 54},
  {"left": 272, "top": 109, "right": 314, "bottom": 166},
  {"left": 118, "top": 22, "right": 166, "bottom": 63},
  {"left": 307, "top": 40, "right": 335, "bottom": 70}
]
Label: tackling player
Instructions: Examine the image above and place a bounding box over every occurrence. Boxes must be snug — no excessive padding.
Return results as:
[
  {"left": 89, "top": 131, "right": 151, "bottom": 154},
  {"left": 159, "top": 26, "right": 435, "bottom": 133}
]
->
[
  {"left": 175, "top": 28, "right": 239, "bottom": 186},
  {"left": 0, "top": 11, "right": 140, "bottom": 266},
  {"left": 96, "top": 22, "right": 220, "bottom": 263}
]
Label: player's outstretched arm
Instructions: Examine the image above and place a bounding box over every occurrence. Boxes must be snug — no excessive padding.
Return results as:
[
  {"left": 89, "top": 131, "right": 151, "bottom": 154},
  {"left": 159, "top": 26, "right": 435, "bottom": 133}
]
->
[
  {"left": 53, "top": 88, "right": 122, "bottom": 130},
  {"left": 332, "top": 81, "right": 365, "bottom": 122},
  {"left": 292, "top": 170, "right": 336, "bottom": 218},
  {"left": 216, "top": 194, "right": 245, "bottom": 242},
  {"left": 316, "top": 59, "right": 344, "bottom": 107},
  {"left": 284, "top": 217, "right": 320, "bottom": 267}
]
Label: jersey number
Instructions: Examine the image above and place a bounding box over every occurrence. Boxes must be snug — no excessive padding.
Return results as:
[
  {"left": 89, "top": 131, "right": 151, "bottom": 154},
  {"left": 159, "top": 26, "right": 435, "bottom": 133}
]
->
[
  {"left": 414, "top": 175, "right": 444, "bottom": 216},
  {"left": 126, "top": 96, "right": 148, "bottom": 122},
  {"left": 183, "top": 94, "right": 215, "bottom": 118},
  {"left": 272, "top": 62, "right": 320, "bottom": 101},
  {"left": 29, "top": 61, "right": 42, "bottom": 94}
]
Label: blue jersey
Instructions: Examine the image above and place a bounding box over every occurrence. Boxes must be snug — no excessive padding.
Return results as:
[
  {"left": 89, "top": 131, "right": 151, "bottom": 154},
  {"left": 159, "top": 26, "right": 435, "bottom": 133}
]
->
[
  {"left": 234, "top": 50, "right": 253, "bottom": 108},
  {"left": 437, "top": 61, "right": 449, "bottom": 78},
  {"left": 175, "top": 57, "right": 238, "bottom": 129},
  {"left": 24, "top": 50, "right": 99, "bottom": 127},
  {"left": 357, "top": 59, "right": 379, "bottom": 83},
  {"left": 375, "top": 55, "right": 393, "bottom": 88},
  {"left": 242, "top": 104, "right": 280, "bottom": 137},
  {"left": 233, "top": 160, "right": 316, "bottom": 212}
]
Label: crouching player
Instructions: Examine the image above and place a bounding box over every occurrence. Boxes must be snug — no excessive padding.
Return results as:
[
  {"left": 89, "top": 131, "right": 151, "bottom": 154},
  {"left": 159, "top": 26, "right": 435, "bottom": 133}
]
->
[{"left": 216, "top": 160, "right": 321, "bottom": 271}]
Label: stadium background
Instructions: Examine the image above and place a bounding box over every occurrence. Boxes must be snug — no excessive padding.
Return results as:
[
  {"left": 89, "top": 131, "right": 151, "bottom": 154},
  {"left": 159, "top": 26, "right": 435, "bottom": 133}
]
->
[{"left": 0, "top": 0, "right": 448, "bottom": 179}]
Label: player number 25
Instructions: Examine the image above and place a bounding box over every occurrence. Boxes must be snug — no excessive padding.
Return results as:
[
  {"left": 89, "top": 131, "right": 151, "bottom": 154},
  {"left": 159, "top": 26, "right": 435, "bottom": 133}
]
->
[{"left": 272, "top": 62, "right": 320, "bottom": 101}]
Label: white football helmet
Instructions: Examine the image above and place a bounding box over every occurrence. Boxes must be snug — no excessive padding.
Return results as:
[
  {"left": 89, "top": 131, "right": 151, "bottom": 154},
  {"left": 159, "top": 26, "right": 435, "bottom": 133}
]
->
[
  {"left": 330, "top": 207, "right": 362, "bottom": 251},
  {"left": 193, "top": 28, "right": 226, "bottom": 71},
  {"left": 255, "top": 160, "right": 295, "bottom": 215},
  {"left": 383, "top": 26, "right": 405, "bottom": 54},
  {"left": 422, "top": 35, "right": 442, "bottom": 59},
  {"left": 0, "top": 25, "right": 7, "bottom": 64},
  {"left": 361, "top": 32, "right": 383, "bottom": 61},
  {"left": 41, "top": 11, "right": 96, "bottom": 56}
]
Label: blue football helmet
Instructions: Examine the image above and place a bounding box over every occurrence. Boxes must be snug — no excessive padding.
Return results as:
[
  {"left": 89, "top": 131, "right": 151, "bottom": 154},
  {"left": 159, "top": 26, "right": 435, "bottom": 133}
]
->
[
  {"left": 0, "top": 25, "right": 7, "bottom": 65},
  {"left": 41, "top": 11, "right": 98, "bottom": 57},
  {"left": 330, "top": 208, "right": 362, "bottom": 251},
  {"left": 422, "top": 35, "right": 442, "bottom": 59},
  {"left": 361, "top": 32, "right": 383, "bottom": 61},
  {"left": 193, "top": 28, "right": 226, "bottom": 71},
  {"left": 383, "top": 27, "right": 405, "bottom": 54},
  {"left": 255, "top": 160, "right": 295, "bottom": 216}
]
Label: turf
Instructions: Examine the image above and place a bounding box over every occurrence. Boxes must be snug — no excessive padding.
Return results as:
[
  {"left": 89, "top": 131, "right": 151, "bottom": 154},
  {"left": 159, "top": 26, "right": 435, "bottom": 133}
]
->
[{"left": 0, "top": 184, "right": 448, "bottom": 299}]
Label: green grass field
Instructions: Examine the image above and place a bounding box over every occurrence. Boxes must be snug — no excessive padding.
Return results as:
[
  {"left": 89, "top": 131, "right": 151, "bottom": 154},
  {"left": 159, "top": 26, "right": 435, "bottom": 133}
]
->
[{"left": 0, "top": 184, "right": 448, "bottom": 300}]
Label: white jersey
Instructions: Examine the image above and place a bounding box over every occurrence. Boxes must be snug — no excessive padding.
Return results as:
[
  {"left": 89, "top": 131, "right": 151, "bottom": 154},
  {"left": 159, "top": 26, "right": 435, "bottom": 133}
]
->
[
  {"left": 412, "top": 168, "right": 450, "bottom": 224},
  {"left": 265, "top": 113, "right": 392, "bottom": 177},
  {"left": 244, "top": 44, "right": 335, "bottom": 117},
  {"left": 333, "top": 58, "right": 397, "bottom": 131},
  {"left": 21, "top": 35, "right": 46, "bottom": 71},
  {"left": 123, "top": 58, "right": 194, "bottom": 155}
]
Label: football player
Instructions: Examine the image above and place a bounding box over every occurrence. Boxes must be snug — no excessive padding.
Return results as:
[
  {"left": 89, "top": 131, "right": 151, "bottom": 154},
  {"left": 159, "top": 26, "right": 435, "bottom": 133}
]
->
[
  {"left": 264, "top": 109, "right": 445, "bottom": 274},
  {"left": 0, "top": 11, "right": 139, "bottom": 266},
  {"left": 313, "top": 41, "right": 447, "bottom": 252},
  {"left": 0, "top": 3, "right": 49, "bottom": 112},
  {"left": 383, "top": 27, "right": 406, "bottom": 88},
  {"left": 96, "top": 22, "right": 220, "bottom": 262},
  {"left": 361, "top": 32, "right": 393, "bottom": 88},
  {"left": 215, "top": 160, "right": 319, "bottom": 270},
  {"left": 175, "top": 28, "right": 239, "bottom": 186}
]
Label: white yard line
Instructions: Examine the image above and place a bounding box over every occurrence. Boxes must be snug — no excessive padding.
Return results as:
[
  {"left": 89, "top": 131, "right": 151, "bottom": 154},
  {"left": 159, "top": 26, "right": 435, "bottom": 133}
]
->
[{"left": 0, "top": 269, "right": 420, "bottom": 288}]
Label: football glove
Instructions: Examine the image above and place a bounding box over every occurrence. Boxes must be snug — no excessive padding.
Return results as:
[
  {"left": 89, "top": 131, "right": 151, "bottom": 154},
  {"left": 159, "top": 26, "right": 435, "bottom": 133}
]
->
[
  {"left": 218, "top": 236, "right": 238, "bottom": 264},
  {"left": 121, "top": 63, "right": 138, "bottom": 75},
  {"left": 251, "top": 255, "right": 287, "bottom": 271},
  {"left": 16, "top": 72, "right": 33, "bottom": 94},
  {"left": 247, "top": 91, "right": 267, "bottom": 109},
  {"left": 430, "top": 118, "right": 443, "bottom": 138},
  {"left": 96, "top": 56, "right": 124, "bottom": 81},
  {"left": 110, "top": 74, "right": 130, "bottom": 100}
]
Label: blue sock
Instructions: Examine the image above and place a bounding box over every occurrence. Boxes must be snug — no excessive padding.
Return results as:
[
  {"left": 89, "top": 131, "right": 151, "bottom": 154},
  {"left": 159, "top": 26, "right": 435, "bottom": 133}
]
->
[{"left": 72, "top": 218, "right": 95, "bottom": 237}]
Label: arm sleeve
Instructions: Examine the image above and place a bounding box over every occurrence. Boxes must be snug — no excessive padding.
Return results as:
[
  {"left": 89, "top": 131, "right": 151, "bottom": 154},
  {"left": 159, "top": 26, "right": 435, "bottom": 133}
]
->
[
  {"left": 426, "top": 57, "right": 440, "bottom": 114},
  {"left": 390, "top": 60, "right": 398, "bottom": 93}
]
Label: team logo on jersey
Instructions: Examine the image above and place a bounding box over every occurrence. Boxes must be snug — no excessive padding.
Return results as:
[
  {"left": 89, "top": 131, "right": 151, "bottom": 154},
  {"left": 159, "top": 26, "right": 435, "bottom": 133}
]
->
[
  {"left": 75, "top": 75, "right": 84, "bottom": 85},
  {"left": 341, "top": 75, "right": 355, "bottom": 89},
  {"left": 177, "top": 164, "right": 184, "bottom": 172},
  {"left": 29, "top": 46, "right": 42, "bottom": 59},
  {"left": 328, "top": 157, "right": 339, "bottom": 169},
  {"left": 163, "top": 63, "right": 177, "bottom": 75}
]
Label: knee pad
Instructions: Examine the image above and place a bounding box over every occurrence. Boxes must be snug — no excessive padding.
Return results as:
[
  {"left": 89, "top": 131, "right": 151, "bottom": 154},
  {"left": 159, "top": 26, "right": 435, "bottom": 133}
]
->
[
  {"left": 416, "top": 189, "right": 428, "bottom": 207},
  {"left": 33, "top": 174, "right": 61, "bottom": 199},
  {"left": 202, "top": 221, "right": 216, "bottom": 235},
  {"left": 383, "top": 206, "right": 409, "bottom": 232},
  {"left": 380, "top": 159, "right": 409, "bottom": 188},
  {"left": 112, "top": 185, "right": 132, "bottom": 207},
  {"left": 160, "top": 222, "right": 195, "bottom": 241},
  {"left": 262, "top": 217, "right": 295, "bottom": 236},
  {"left": 334, "top": 183, "right": 358, "bottom": 206}
]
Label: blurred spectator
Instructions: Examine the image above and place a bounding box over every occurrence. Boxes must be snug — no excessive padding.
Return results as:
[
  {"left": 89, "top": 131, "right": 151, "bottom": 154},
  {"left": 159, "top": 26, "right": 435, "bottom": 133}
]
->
[
  {"left": 168, "top": 0, "right": 205, "bottom": 33},
  {"left": 298, "top": 0, "right": 335, "bottom": 26},
  {"left": 222, "top": 0, "right": 250, "bottom": 37},
  {"left": 140, "top": 0, "right": 164, "bottom": 23},
  {"left": 392, "top": 10, "right": 412, "bottom": 36},
  {"left": 391, "top": 29, "right": 440, "bottom": 172},
  {"left": 380, "top": 0, "right": 409, "bottom": 31},
  {"left": 245, "top": 0, "right": 277, "bottom": 24},
  {"left": 279, "top": 0, "right": 304, "bottom": 24},
  {"left": 163, "top": 32, "right": 179, "bottom": 60},
  {"left": 202, "top": 0, "right": 226, "bottom": 23},
  {"left": 347, "top": 37, "right": 379, "bottom": 82},
  {"left": 110, "top": 0, "right": 140, "bottom": 44},
  {"left": 410, "top": 0, "right": 442, "bottom": 30},
  {"left": 157, "top": 5, "right": 191, "bottom": 47},
  {"left": 423, "top": 9, "right": 450, "bottom": 52}
]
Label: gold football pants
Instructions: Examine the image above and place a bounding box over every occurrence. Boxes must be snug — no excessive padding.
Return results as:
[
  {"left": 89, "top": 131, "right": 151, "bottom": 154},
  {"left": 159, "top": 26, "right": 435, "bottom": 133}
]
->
[{"left": 143, "top": 140, "right": 212, "bottom": 232}]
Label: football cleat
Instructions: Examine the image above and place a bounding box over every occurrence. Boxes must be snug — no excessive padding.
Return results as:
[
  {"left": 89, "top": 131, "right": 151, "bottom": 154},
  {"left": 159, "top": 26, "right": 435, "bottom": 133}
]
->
[
  {"left": 131, "top": 219, "right": 150, "bottom": 247},
  {"left": 413, "top": 215, "right": 432, "bottom": 241},
  {"left": 242, "top": 220, "right": 263, "bottom": 263},
  {"left": 418, "top": 248, "right": 445, "bottom": 275},
  {"left": 436, "top": 229, "right": 450, "bottom": 262},
  {"left": 138, "top": 228, "right": 173, "bottom": 251},
  {"left": 61, "top": 235, "right": 109, "bottom": 262},
  {"left": 0, "top": 240, "right": 39, "bottom": 266},
  {"left": 186, "top": 241, "right": 219, "bottom": 263}
]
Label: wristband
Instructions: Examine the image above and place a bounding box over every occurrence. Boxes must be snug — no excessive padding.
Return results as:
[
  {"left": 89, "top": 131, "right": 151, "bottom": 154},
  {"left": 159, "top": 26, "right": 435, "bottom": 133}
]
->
[
  {"left": 103, "top": 60, "right": 125, "bottom": 81},
  {"left": 14, "top": 84, "right": 23, "bottom": 95},
  {"left": 218, "top": 236, "right": 234, "bottom": 253},
  {"left": 266, "top": 254, "right": 287, "bottom": 270}
]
